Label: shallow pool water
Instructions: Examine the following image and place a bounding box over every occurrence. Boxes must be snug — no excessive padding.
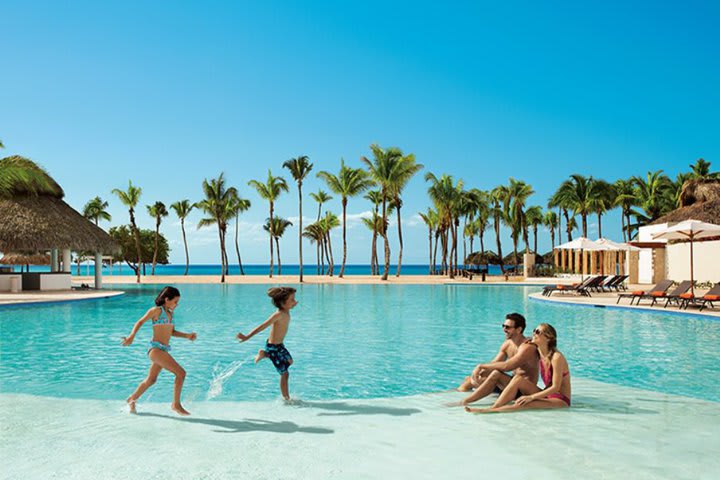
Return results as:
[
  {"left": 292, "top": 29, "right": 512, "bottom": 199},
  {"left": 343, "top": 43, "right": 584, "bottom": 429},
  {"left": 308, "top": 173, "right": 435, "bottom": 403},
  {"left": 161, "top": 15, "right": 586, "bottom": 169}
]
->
[{"left": 1, "top": 284, "right": 718, "bottom": 403}]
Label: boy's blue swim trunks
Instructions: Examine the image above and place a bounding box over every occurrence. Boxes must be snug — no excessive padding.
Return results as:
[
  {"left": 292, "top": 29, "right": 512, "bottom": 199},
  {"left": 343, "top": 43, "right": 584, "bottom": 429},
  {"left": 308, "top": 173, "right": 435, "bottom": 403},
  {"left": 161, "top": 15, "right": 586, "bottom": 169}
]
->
[{"left": 265, "top": 341, "right": 292, "bottom": 374}]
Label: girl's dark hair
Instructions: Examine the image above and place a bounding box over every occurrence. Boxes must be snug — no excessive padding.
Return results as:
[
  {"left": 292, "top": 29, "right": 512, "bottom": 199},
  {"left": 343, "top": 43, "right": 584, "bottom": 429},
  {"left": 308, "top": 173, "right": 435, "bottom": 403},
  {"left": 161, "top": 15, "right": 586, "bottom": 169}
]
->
[
  {"left": 155, "top": 286, "right": 181, "bottom": 306},
  {"left": 268, "top": 286, "right": 296, "bottom": 309}
]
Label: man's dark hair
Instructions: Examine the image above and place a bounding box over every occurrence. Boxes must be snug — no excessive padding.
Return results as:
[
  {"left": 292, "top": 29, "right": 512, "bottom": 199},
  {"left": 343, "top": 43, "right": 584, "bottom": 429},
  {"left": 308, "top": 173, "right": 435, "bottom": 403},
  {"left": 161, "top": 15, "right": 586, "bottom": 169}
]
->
[{"left": 505, "top": 312, "right": 526, "bottom": 332}]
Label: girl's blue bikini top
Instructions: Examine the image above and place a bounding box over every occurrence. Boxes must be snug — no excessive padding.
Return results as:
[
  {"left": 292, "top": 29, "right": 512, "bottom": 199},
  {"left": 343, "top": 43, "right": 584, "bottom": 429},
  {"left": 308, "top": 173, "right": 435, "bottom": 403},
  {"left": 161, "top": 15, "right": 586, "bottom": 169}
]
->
[{"left": 152, "top": 307, "right": 174, "bottom": 326}]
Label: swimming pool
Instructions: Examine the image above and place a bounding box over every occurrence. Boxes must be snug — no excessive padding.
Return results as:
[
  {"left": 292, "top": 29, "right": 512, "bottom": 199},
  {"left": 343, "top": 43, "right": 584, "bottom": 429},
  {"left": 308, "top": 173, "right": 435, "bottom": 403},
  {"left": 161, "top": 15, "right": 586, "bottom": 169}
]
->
[{"left": 1, "top": 284, "right": 718, "bottom": 403}]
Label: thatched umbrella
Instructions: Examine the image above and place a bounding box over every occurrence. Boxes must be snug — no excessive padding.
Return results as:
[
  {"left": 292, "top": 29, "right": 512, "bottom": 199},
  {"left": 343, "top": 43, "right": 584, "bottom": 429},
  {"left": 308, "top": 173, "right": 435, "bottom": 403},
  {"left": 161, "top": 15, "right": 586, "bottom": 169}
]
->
[
  {"left": 0, "top": 252, "right": 51, "bottom": 265},
  {"left": 0, "top": 155, "right": 118, "bottom": 255},
  {"left": 466, "top": 250, "right": 501, "bottom": 266}
]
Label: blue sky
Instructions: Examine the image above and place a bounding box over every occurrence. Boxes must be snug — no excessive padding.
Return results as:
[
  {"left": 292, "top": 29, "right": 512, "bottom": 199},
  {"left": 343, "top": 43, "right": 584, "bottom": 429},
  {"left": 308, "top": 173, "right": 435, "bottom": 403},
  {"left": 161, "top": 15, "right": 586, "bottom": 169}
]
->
[{"left": 2, "top": 1, "right": 718, "bottom": 264}]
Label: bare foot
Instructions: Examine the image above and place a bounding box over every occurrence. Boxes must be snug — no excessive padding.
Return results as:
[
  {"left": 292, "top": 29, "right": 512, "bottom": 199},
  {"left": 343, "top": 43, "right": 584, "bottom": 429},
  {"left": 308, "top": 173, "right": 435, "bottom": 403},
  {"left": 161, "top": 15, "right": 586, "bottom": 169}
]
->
[
  {"left": 171, "top": 403, "right": 191, "bottom": 416},
  {"left": 254, "top": 349, "right": 266, "bottom": 364},
  {"left": 126, "top": 397, "right": 137, "bottom": 414},
  {"left": 465, "top": 406, "right": 488, "bottom": 413}
]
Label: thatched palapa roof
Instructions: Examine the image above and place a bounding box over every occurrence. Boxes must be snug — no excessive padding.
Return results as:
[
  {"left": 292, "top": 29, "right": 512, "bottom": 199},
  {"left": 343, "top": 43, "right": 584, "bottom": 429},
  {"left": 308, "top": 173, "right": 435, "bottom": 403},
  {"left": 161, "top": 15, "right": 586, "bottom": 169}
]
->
[
  {"left": 466, "top": 250, "right": 501, "bottom": 265},
  {"left": 650, "top": 199, "right": 720, "bottom": 225},
  {"left": 0, "top": 252, "right": 51, "bottom": 265},
  {"left": 0, "top": 155, "right": 119, "bottom": 253}
]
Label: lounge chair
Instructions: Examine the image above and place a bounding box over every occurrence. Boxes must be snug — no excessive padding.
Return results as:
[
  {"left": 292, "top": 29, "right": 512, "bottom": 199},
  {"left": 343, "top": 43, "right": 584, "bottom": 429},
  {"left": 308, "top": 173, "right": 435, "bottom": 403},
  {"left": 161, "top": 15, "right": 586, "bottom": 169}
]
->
[
  {"left": 648, "top": 281, "right": 694, "bottom": 308},
  {"left": 686, "top": 283, "right": 720, "bottom": 311},
  {"left": 602, "top": 275, "right": 629, "bottom": 292},
  {"left": 543, "top": 275, "right": 599, "bottom": 297},
  {"left": 616, "top": 279, "right": 673, "bottom": 305}
]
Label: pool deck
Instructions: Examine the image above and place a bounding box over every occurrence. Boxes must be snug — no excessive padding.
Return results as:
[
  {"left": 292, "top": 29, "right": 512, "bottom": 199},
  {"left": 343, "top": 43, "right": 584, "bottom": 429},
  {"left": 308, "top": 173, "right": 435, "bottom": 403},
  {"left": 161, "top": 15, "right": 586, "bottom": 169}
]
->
[
  {"left": 0, "top": 289, "right": 124, "bottom": 306},
  {"left": 529, "top": 290, "right": 720, "bottom": 319}
]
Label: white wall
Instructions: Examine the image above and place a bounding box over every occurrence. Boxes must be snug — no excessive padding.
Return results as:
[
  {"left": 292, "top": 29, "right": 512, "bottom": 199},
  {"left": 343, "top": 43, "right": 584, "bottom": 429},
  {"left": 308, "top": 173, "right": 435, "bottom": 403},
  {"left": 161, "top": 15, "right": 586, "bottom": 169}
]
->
[
  {"left": 637, "top": 224, "right": 668, "bottom": 284},
  {"left": 667, "top": 239, "right": 720, "bottom": 283}
]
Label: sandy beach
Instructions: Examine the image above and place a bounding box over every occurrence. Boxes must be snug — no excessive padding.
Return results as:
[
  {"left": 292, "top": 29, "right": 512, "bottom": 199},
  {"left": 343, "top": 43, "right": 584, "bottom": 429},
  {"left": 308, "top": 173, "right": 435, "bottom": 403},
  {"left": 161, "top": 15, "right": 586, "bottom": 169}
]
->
[{"left": 77, "top": 274, "right": 550, "bottom": 286}]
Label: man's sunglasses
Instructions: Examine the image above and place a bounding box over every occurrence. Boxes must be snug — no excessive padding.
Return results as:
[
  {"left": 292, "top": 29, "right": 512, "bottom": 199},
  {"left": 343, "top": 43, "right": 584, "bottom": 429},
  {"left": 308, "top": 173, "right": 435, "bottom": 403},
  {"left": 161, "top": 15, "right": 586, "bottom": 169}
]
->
[{"left": 502, "top": 324, "right": 516, "bottom": 330}]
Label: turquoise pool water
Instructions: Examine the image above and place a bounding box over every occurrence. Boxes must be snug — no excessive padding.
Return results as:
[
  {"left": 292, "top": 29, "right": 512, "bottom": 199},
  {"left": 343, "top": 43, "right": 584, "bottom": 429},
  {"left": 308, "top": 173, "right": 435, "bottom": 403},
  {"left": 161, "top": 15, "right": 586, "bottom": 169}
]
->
[{"left": 1, "top": 284, "right": 719, "bottom": 403}]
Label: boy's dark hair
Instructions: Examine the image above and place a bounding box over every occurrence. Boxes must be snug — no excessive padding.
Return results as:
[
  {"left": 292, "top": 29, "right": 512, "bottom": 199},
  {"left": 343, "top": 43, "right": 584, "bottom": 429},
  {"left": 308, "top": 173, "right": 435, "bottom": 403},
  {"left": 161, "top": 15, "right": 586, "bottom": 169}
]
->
[
  {"left": 505, "top": 312, "right": 526, "bottom": 332},
  {"left": 155, "top": 286, "right": 181, "bottom": 306},
  {"left": 268, "top": 286, "right": 297, "bottom": 309}
]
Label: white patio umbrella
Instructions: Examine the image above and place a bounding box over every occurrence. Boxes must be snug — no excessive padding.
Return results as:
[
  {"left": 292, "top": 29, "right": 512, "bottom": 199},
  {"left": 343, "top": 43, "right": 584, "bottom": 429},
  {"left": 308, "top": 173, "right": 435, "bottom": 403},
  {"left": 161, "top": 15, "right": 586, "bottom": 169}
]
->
[
  {"left": 554, "top": 237, "right": 604, "bottom": 278},
  {"left": 595, "top": 238, "right": 642, "bottom": 275},
  {"left": 652, "top": 219, "right": 720, "bottom": 295}
]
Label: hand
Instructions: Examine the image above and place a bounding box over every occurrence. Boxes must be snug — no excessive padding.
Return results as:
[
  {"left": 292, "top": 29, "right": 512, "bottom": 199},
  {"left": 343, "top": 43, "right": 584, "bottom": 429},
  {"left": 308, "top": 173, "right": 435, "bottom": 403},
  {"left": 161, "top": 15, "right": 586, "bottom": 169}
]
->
[
  {"left": 187, "top": 332, "right": 197, "bottom": 341},
  {"left": 515, "top": 395, "right": 533, "bottom": 406},
  {"left": 121, "top": 336, "right": 134, "bottom": 346},
  {"left": 236, "top": 332, "right": 249, "bottom": 342}
]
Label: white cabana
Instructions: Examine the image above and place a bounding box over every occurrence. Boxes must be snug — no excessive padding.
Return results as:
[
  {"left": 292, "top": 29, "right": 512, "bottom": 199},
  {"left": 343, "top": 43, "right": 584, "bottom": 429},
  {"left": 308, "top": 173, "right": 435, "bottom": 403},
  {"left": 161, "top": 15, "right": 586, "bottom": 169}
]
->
[{"left": 652, "top": 220, "right": 720, "bottom": 294}]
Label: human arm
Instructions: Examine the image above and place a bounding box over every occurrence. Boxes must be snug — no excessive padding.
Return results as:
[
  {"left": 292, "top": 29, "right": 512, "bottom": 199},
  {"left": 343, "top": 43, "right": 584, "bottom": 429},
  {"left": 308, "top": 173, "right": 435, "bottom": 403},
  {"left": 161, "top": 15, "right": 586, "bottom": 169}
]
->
[
  {"left": 121, "top": 308, "right": 156, "bottom": 345},
  {"left": 236, "top": 312, "right": 280, "bottom": 342},
  {"left": 472, "top": 344, "right": 508, "bottom": 379},
  {"left": 516, "top": 353, "right": 568, "bottom": 405},
  {"left": 172, "top": 329, "right": 197, "bottom": 341},
  {"left": 478, "top": 343, "right": 536, "bottom": 372}
]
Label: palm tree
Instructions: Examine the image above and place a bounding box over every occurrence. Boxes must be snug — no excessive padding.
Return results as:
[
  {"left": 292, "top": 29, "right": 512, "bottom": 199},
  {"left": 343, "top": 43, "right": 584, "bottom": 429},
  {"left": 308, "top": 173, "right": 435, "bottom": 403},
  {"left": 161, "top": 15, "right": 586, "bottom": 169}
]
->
[
  {"left": 490, "top": 185, "right": 508, "bottom": 274},
  {"left": 82, "top": 196, "right": 112, "bottom": 226},
  {"left": 282, "top": 155, "right": 313, "bottom": 282},
  {"left": 302, "top": 222, "right": 325, "bottom": 274},
  {"left": 0, "top": 155, "right": 64, "bottom": 199},
  {"left": 418, "top": 208, "right": 438, "bottom": 274},
  {"left": 319, "top": 212, "right": 340, "bottom": 276},
  {"left": 364, "top": 190, "right": 383, "bottom": 275},
  {"left": 362, "top": 144, "right": 407, "bottom": 280},
  {"left": 506, "top": 179, "right": 534, "bottom": 263},
  {"left": 263, "top": 217, "right": 293, "bottom": 275},
  {"left": 310, "top": 190, "right": 332, "bottom": 222},
  {"left": 613, "top": 179, "right": 636, "bottom": 241},
  {"left": 317, "top": 160, "right": 374, "bottom": 277},
  {"left": 112, "top": 181, "right": 143, "bottom": 283},
  {"left": 631, "top": 170, "right": 673, "bottom": 229},
  {"left": 425, "top": 173, "right": 463, "bottom": 278},
  {"left": 548, "top": 180, "right": 576, "bottom": 242},
  {"left": 196, "top": 173, "right": 238, "bottom": 283},
  {"left": 543, "top": 211, "right": 559, "bottom": 249},
  {"left": 387, "top": 153, "right": 423, "bottom": 276},
  {"left": 249, "top": 170, "right": 288, "bottom": 277},
  {"left": 589, "top": 179, "right": 615, "bottom": 238},
  {"left": 146, "top": 201, "right": 168, "bottom": 275},
  {"left": 525, "top": 205, "right": 543, "bottom": 254},
  {"left": 227, "top": 193, "right": 251, "bottom": 275},
  {"left": 170, "top": 200, "right": 195, "bottom": 275},
  {"left": 689, "top": 158, "right": 719, "bottom": 179}
]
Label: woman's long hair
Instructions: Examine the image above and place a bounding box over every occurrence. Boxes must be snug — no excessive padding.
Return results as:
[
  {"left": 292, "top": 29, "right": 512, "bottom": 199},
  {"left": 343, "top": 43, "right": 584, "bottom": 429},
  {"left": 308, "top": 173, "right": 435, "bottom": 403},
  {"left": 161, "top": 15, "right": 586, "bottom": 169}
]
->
[
  {"left": 537, "top": 323, "right": 558, "bottom": 360},
  {"left": 155, "top": 286, "right": 181, "bottom": 307}
]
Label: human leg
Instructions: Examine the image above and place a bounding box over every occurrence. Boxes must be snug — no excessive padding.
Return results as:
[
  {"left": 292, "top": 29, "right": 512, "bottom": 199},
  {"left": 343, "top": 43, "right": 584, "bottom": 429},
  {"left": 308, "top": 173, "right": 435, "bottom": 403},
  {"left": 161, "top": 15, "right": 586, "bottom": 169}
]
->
[
  {"left": 148, "top": 349, "right": 190, "bottom": 415},
  {"left": 491, "top": 375, "right": 540, "bottom": 408},
  {"left": 280, "top": 372, "right": 290, "bottom": 400},
  {"left": 466, "top": 397, "right": 568, "bottom": 414},
  {"left": 459, "top": 370, "right": 511, "bottom": 405},
  {"left": 127, "top": 363, "right": 162, "bottom": 413}
]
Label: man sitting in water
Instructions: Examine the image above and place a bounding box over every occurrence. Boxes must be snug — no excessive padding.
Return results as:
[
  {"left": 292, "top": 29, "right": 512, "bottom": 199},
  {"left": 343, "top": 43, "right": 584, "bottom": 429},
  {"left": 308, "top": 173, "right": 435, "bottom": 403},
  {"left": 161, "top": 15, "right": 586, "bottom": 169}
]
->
[{"left": 453, "top": 313, "right": 539, "bottom": 406}]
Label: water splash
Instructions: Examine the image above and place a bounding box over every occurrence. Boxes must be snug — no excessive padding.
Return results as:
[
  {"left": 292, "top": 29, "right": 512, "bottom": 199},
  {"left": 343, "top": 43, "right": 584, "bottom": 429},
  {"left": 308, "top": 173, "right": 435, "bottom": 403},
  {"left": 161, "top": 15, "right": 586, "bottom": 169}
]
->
[{"left": 206, "top": 359, "right": 248, "bottom": 400}]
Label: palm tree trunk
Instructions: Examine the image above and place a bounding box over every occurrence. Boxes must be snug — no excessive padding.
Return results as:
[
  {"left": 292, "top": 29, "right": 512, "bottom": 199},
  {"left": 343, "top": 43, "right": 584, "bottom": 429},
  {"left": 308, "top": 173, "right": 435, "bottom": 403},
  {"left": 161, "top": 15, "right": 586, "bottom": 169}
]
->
[
  {"left": 129, "top": 209, "right": 141, "bottom": 284},
  {"left": 276, "top": 237, "right": 281, "bottom": 275},
  {"left": 316, "top": 242, "right": 320, "bottom": 275},
  {"left": 234, "top": 215, "right": 244, "bottom": 275},
  {"left": 480, "top": 231, "right": 485, "bottom": 257},
  {"left": 449, "top": 222, "right": 457, "bottom": 279},
  {"left": 550, "top": 227, "right": 555, "bottom": 250},
  {"left": 533, "top": 226, "right": 538, "bottom": 253},
  {"left": 381, "top": 195, "right": 390, "bottom": 280},
  {"left": 494, "top": 214, "right": 505, "bottom": 274},
  {"left": 182, "top": 219, "right": 190, "bottom": 275},
  {"left": 327, "top": 233, "right": 334, "bottom": 277},
  {"left": 370, "top": 232, "right": 377, "bottom": 275},
  {"left": 269, "top": 202, "right": 274, "bottom": 278},
  {"left": 563, "top": 209, "right": 572, "bottom": 241},
  {"left": 433, "top": 230, "right": 440, "bottom": 274},
  {"left": 395, "top": 198, "right": 404, "bottom": 277},
  {"left": 621, "top": 212, "right": 627, "bottom": 242},
  {"left": 218, "top": 227, "right": 226, "bottom": 283},
  {"left": 428, "top": 227, "right": 432, "bottom": 274},
  {"left": 340, "top": 198, "right": 348, "bottom": 278},
  {"left": 298, "top": 182, "right": 304, "bottom": 282},
  {"left": 152, "top": 219, "right": 159, "bottom": 275},
  {"left": 582, "top": 214, "right": 588, "bottom": 238},
  {"left": 597, "top": 213, "right": 603, "bottom": 238}
]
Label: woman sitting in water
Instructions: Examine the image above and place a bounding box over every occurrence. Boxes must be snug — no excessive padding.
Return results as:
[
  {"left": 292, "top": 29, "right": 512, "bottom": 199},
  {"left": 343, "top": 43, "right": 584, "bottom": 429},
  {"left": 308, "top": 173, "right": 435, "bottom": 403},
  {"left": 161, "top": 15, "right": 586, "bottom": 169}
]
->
[{"left": 465, "top": 323, "right": 571, "bottom": 413}]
